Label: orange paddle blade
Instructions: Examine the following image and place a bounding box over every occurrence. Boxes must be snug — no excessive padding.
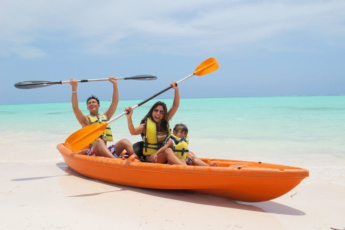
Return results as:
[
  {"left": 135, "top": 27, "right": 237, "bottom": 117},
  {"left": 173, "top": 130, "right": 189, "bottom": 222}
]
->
[
  {"left": 65, "top": 123, "right": 107, "bottom": 152},
  {"left": 194, "top": 57, "right": 219, "bottom": 76}
]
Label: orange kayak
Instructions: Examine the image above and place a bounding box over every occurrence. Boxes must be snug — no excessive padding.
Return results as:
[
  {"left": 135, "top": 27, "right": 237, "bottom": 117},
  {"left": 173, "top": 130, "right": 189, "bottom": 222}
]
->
[{"left": 57, "top": 143, "right": 309, "bottom": 202}]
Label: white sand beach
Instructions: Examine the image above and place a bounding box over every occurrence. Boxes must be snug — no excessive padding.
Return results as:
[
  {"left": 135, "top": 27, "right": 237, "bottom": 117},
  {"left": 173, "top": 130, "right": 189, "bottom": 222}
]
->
[
  {"left": 1, "top": 0, "right": 345, "bottom": 227},
  {"left": 1, "top": 97, "right": 345, "bottom": 229},
  {"left": 1, "top": 152, "right": 344, "bottom": 230}
]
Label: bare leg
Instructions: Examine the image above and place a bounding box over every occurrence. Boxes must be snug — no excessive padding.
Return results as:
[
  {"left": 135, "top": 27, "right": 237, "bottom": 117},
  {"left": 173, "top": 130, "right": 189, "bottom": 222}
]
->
[
  {"left": 93, "top": 139, "right": 116, "bottom": 158},
  {"left": 114, "top": 139, "right": 135, "bottom": 156},
  {"left": 167, "top": 149, "right": 186, "bottom": 165},
  {"left": 146, "top": 148, "right": 184, "bottom": 165},
  {"left": 157, "top": 148, "right": 186, "bottom": 165},
  {"left": 179, "top": 158, "right": 186, "bottom": 164},
  {"left": 188, "top": 151, "right": 211, "bottom": 167},
  {"left": 76, "top": 149, "right": 88, "bottom": 155}
]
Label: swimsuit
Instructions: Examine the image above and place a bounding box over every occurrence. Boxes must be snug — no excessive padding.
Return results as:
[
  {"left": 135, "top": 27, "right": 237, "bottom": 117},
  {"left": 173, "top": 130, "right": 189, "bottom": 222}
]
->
[{"left": 87, "top": 144, "right": 120, "bottom": 157}]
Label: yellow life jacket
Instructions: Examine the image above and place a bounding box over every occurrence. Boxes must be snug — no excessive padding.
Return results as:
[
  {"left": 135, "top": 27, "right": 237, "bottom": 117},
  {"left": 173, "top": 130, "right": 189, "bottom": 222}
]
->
[
  {"left": 169, "top": 134, "right": 189, "bottom": 159},
  {"left": 142, "top": 118, "right": 170, "bottom": 156},
  {"left": 87, "top": 114, "right": 113, "bottom": 144}
]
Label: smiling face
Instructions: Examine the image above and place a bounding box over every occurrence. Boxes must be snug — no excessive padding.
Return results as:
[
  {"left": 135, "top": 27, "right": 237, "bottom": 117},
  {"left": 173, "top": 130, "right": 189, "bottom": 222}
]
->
[
  {"left": 173, "top": 124, "right": 188, "bottom": 138},
  {"left": 152, "top": 105, "right": 165, "bottom": 123},
  {"left": 174, "top": 130, "right": 187, "bottom": 139},
  {"left": 87, "top": 98, "right": 100, "bottom": 114}
]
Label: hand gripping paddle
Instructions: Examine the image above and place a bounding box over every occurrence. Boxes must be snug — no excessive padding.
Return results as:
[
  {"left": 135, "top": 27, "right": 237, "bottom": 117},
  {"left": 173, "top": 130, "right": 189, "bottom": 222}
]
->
[{"left": 65, "top": 57, "right": 219, "bottom": 152}]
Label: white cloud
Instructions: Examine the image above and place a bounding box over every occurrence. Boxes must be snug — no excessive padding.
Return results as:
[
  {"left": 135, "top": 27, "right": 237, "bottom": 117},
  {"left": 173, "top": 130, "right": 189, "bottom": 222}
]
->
[{"left": 0, "top": 0, "right": 344, "bottom": 58}]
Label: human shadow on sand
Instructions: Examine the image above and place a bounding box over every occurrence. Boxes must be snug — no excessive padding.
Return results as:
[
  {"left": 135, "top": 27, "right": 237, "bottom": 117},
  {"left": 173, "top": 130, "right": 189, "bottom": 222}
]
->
[{"left": 55, "top": 162, "right": 305, "bottom": 216}]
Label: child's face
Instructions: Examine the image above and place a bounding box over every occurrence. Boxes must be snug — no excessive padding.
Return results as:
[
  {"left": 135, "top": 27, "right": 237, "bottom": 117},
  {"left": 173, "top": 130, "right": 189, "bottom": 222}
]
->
[{"left": 175, "top": 130, "right": 187, "bottom": 138}]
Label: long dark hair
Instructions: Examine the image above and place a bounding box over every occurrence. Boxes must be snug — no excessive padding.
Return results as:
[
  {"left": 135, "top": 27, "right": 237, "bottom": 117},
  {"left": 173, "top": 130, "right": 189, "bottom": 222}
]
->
[{"left": 141, "top": 101, "right": 169, "bottom": 132}]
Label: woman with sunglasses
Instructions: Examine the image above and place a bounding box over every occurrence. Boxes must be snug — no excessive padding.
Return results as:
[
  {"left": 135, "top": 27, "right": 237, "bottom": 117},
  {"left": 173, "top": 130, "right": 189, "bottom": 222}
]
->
[{"left": 125, "top": 81, "right": 185, "bottom": 165}]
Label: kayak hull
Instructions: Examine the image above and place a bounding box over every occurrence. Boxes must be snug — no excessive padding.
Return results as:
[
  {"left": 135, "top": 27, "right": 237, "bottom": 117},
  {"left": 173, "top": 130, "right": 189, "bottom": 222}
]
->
[{"left": 57, "top": 143, "right": 309, "bottom": 202}]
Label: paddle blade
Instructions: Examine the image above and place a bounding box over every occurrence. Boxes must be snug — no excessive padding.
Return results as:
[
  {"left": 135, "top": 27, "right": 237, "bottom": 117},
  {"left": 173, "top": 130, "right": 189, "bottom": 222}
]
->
[
  {"left": 14, "top": 81, "right": 58, "bottom": 89},
  {"left": 194, "top": 57, "right": 219, "bottom": 76},
  {"left": 65, "top": 123, "right": 107, "bottom": 152}
]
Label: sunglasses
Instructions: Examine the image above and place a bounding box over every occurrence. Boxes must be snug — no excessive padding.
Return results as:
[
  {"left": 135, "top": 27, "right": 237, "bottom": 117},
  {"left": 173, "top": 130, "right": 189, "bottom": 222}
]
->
[{"left": 153, "top": 109, "right": 164, "bottom": 114}]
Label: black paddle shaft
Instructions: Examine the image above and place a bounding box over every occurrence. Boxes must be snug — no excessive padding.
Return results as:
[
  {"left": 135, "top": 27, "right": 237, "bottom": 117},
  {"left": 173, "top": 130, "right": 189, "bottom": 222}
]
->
[{"left": 138, "top": 85, "right": 173, "bottom": 107}]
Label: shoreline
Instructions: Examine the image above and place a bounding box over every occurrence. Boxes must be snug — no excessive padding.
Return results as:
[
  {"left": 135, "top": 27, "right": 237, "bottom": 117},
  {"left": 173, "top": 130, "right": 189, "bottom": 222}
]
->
[{"left": 1, "top": 95, "right": 344, "bottom": 229}]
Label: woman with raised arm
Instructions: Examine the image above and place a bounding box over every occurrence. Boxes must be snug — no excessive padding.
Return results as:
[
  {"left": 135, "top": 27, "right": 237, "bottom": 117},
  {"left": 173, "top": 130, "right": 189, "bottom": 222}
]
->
[{"left": 125, "top": 81, "right": 184, "bottom": 165}]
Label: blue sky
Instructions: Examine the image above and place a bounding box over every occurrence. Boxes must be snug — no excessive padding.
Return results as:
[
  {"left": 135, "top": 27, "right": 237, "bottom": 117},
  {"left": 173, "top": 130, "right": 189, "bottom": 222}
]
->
[{"left": 1, "top": 0, "right": 345, "bottom": 105}]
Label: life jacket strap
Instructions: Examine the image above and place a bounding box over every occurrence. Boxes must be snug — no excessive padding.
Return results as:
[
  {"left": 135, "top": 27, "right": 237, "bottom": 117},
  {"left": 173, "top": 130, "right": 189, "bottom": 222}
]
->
[{"left": 173, "top": 147, "right": 189, "bottom": 156}]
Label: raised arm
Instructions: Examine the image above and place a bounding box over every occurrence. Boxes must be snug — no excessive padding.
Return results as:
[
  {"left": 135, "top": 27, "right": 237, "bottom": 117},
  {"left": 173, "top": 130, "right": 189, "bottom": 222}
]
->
[
  {"left": 70, "top": 78, "right": 89, "bottom": 127},
  {"left": 125, "top": 106, "right": 145, "bottom": 135},
  {"left": 167, "top": 81, "right": 180, "bottom": 121},
  {"left": 103, "top": 76, "right": 119, "bottom": 120}
]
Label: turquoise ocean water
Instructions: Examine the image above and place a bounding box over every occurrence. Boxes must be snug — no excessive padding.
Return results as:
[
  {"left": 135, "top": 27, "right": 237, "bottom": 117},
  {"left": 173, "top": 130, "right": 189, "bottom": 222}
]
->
[{"left": 1, "top": 96, "right": 344, "bottom": 185}]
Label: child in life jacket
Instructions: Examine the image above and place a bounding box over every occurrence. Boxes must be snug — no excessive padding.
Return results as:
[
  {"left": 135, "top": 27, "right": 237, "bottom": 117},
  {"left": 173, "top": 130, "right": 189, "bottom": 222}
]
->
[{"left": 153, "top": 123, "right": 216, "bottom": 166}]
